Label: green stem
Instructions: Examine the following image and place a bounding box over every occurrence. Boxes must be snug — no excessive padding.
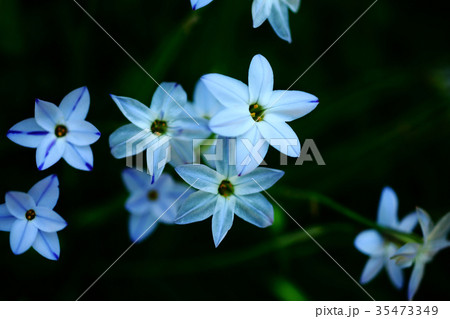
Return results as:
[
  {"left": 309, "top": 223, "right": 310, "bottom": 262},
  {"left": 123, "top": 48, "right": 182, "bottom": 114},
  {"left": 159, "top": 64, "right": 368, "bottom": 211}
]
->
[
  {"left": 114, "top": 224, "right": 350, "bottom": 277},
  {"left": 273, "top": 187, "right": 422, "bottom": 244}
]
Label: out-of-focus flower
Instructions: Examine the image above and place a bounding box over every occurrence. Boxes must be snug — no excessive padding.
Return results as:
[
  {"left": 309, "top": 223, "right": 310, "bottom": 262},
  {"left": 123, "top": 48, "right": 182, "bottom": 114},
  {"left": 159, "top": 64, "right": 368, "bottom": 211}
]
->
[
  {"left": 7, "top": 87, "right": 101, "bottom": 171},
  {"left": 354, "top": 187, "right": 418, "bottom": 289},
  {"left": 202, "top": 54, "right": 318, "bottom": 175},
  {"left": 122, "top": 168, "right": 190, "bottom": 242},
  {"left": 175, "top": 139, "right": 284, "bottom": 247},
  {"left": 186, "top": 80, "right": 222, "bottom": 122},
  {"left": 392, "top": 209, "right": 450, "bottom": 300},
  {"left": 191, "top": 0, "right": 214, "bottom": 10},
  {"left": 252, "top": 0, "right": 301, "bottom": 42},
  {"left": 0, "top": 175, "right": 66, "bottom": 260},
  {"left": 109, "top": 82, "right": 209, "bottom": 184}
]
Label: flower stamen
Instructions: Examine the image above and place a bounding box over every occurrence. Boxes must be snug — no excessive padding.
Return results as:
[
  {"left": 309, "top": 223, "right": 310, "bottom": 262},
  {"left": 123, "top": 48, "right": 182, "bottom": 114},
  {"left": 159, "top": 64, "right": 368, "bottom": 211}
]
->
[
  {"left": 218, "top": 180, "right": 234, "bottom": 197},
  {"left": 249, "top": 103, "right": 264, "bottom": 122},
  {"left": 151, "top": 120, "right": 167, "bottom": 136},
  {"left": 54, "top": 125, "right": 68, "bottom": 138},
  {"left": 25, "top": 209, "right": 36, "bottom": 221}
]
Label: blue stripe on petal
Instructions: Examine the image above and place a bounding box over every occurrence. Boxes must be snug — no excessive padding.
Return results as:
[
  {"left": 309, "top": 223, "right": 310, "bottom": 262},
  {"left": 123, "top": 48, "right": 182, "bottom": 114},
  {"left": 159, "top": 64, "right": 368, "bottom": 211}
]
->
[{"left": 69, "top": 86, "right": 87, "bottom": 118}]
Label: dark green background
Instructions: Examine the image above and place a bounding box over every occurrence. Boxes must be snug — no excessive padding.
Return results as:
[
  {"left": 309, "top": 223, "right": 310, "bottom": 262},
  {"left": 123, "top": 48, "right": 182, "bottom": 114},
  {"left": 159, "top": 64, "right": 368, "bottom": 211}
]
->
[{"left": 0, "top": 0, "right": 449, "bottom": 300}]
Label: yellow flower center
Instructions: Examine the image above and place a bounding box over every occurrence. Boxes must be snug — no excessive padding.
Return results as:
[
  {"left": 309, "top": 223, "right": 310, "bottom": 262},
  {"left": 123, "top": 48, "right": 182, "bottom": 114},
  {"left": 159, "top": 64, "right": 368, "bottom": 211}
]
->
[
  {"left": 55, "top": 125, "right": 68, "bottom": 138},
  {"left": 249, "top": 103, "right": 264, "bottom": 122}
]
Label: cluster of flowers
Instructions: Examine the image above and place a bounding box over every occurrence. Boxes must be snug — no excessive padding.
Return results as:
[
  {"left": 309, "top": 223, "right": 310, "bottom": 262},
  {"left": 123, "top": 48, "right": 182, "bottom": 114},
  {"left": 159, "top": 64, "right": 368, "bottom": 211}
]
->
[
  {"left": 110, "top": 54, "right": 318, "bottom": 247},
  {"left": 190, "top": 0, "right": 301, "bottom": 43},
  {"left": 1, "top": 54, "right": 318, "bottom": 257},
  {"left": 355, "top": 187, "right": 450, "bottom": 300}
]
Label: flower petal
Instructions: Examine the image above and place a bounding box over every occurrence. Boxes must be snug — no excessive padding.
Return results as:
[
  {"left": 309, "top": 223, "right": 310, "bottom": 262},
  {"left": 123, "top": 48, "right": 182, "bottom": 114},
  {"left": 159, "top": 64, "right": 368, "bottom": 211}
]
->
[
  {"left": 212, "top": 196, "right": 235, "bottom": 247},
  {"left": 33, "top": 207, "right": 67, "bottom": 232},
  {"left": 257, "top": 120, "right": 300, "bottom": 157},
  {"left": 282, "top": 0, "right": 301, "bottom": 13},
  {"left": 268, "top": 1, "right": 292, "bottom": 43},
  {"left": 109, "top": 124, "right": 153, "bottom": 159},
  {"left": 0, "top": 203, "right": 16, "bottom": 232},
  {"left": 5, "top": 192, "right": 35, "bottom": 219},
  {"left": 235, "top": 193, "right": 273, "bottom": 228},
  {"left": 408, "top": 262, "right": 425, "bottom": 300},
  {"left": 201, "top": 74, "right": 249, "bottom": 108},
  {"left": 36, "top": 135, "right": 65, "bottom": 171},
  {"left": 209, "top": 108, "right": 254, "bottom": 137},
  {"left": 265, "top": 90, "right": 318, "bottom": 122},
  {"left": 235, "top": 127, "right": 269, "bottom": 176},
  {"left": 354, "top": 229, "right": 384, "bottom": 256},
  {"left": 35, "top": 99, "right": 65, "bottom": 131},
  {"left": 391, "top": 243, "right": 420, "bottom": 268},
  {"left": 128, "top": 213, "right": 158, "bottom": 243},
  {"left": 150, "top": 82, "right": 187, "bottom": 119},
  {"left": 146, "top": 137, "right": 171, "bottom": 184},
  {"left": 190, "top": 0, "right": 214, "bottom": 10},
  {"left": 213, "top": 137, "right": 238, "bottom": 178},
  {"left": 428, "top": 212, "right": 450, "bottom": 241},
  {"left": 66, "top": 120, "right": 101, "bottom": 146},
  {"left": 10, "top": 219, "right": 38, "bottom": 255},
  {"left": 59, "top": 86, "right": 90, "bottom": 121},
  {"left": 125, "top": 193, "right": 150, "bottom": 215},
  {"left": 32, "top": 231, "right": 60, "bottom": 260},
  {"left": 28, "top": 174, "right": 59, "bottom": 209},
  {"left": 416, "top": 208, "right": 433, "bottom": 239},
  {"left": 376, "top": 186, "right": 399, "bottom": 227},
  {"left": 248, "top": 54, "right": 274, "bottom": 106},
  {"left": 176, "top": 191, "right": 217, "bottom": 224},
  {"left": 360, "top": 256, "right": 384, "bottom": 284},
  {"left": 169, "top": 138, "right": 197, "bottom": 166},
  {"left": 385, "top": 246, "right": 404, "bottom": 289},
  {"left": 232, "top": 167, "right": 284, "bottom": 195},
  {"left": 122, "top": 168, "right": 151, "bottom": 193},
  {"left": 175, "top": 164, "right": 222, "bottom": 193},
  {"left": 169, "top": 117, "right": 210, "bottom": 141},
  {"left": 110, "top": 94, "right": 153, "bottom": 129},
  {"left": 7, "top": 118, "right": 48, "bottom": 148},
  {"left": 252, "top": 0, "right": 272, "bottom": 28},
  {"left": 191, "top": 80, "right": 223, "bottom": 119},
  {"left": 398, "top": 212, "right": 418, "bottom": 233},
  {"left": 62, "top": 143, "right": 94, "bottom": 171}
]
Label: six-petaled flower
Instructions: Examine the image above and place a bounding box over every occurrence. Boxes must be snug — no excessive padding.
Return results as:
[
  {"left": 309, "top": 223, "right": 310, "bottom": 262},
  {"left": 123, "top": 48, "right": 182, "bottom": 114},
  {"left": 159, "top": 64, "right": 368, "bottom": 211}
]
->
[
  {"left": 109, "top": 82, "right": 209, "bottom": 184},
  {"left": 122, "top": 168, "right": 190, "bottom": 242},
  {"left": 202, "top": 54, "right": 318, "bottom": 175},
  {"left": 354, "top": 187, "right": 418, "bottom": 289},
  {"left": 175, "top": 139, "right": 284, "bottom": 247},
  {"left": 0, "top": 175, "right": 66, "bottom": 260},
  {"left": 7, "top": 87, "right": 101, "bottom": 171},
  {"left": 391, "top": 209, "right": 450, "bottom": 300}
]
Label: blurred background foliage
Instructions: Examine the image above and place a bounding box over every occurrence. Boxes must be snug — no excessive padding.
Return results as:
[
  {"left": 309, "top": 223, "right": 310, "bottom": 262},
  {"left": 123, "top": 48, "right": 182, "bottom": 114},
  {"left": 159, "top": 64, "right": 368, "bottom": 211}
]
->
[{"left": 0, "top": 0, "right": 449, "bottom": 300}]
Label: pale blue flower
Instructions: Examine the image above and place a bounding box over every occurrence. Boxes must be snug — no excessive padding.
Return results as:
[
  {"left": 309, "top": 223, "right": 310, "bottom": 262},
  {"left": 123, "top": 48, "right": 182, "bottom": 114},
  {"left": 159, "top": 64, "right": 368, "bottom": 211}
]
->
[
  {"left": 186, "top": 80, "right": 223, "bottom": 122},
  {"left": 191, "top": 0, "right": 214, "bottom": 10},
  {"left": 122, "top": 169, "right": 190, "bottom": 242},
  {"left": 0, "top": 175, "right": 66, "bottom": 260},
  {"left": 7, "top": 87, "right": 101, "bottom": 171},
  {"left": 109, "top": 83, "right": 209, "bottom": 184},
  {"left": 202, "top": 54, "right": 318, "bottom": 175},
  {"left": 354, "top": 187, "right": 418, "bottom": 289},
  {"left": 252, "top": 0, "right": 301, "bottom": 42},
  {"left": 392, "top": 209, "right": 450, "bottom": 300},
  {"left": 175, "top": 140, "right": 284, "bottom": 247}
]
